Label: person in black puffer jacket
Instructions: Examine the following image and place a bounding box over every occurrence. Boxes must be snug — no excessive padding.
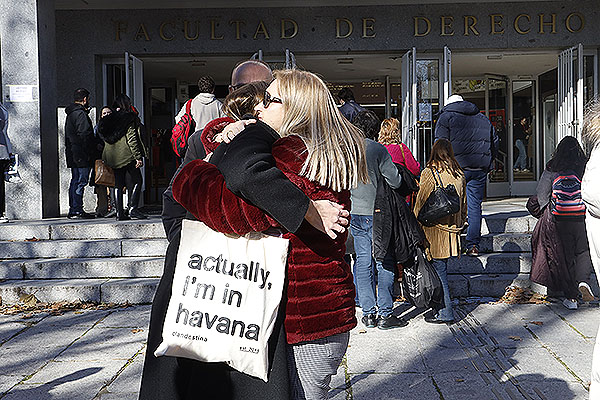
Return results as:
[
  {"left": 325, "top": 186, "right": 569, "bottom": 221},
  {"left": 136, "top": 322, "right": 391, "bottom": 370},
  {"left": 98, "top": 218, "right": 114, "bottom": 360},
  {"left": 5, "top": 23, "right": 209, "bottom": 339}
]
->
[{"left": 434, "top": 94, "right": 499, "bottom": 257}]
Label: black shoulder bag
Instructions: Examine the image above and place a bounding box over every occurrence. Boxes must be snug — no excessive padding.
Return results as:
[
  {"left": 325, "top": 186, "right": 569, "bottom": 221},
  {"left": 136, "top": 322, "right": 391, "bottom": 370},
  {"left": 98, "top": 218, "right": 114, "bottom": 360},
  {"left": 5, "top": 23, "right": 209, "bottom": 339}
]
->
[{"left": 417, "top": 169, "right": 460, "bottom": 226}]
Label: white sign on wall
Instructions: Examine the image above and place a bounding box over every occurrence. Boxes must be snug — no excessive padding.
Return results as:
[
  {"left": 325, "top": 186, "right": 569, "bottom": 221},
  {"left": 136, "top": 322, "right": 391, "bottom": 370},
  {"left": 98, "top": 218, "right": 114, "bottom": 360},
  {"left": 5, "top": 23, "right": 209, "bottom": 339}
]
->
[{"left": 7, "top": 85, "right": 38, "bottom": 102}]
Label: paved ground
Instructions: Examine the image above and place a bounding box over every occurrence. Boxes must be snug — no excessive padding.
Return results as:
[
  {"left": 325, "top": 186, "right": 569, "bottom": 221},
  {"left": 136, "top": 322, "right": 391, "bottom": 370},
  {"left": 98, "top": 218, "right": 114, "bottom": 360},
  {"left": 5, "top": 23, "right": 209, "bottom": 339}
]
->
[{"left": 0, "top": 299, "right": 597, "bottom": 400}]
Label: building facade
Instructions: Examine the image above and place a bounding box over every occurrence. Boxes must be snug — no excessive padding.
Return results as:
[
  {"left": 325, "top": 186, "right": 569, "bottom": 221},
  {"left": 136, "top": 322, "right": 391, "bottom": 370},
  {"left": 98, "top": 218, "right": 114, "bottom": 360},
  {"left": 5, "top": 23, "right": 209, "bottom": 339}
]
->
[{"left": 0, "top": 0, "right": 598, "bottom": 218}]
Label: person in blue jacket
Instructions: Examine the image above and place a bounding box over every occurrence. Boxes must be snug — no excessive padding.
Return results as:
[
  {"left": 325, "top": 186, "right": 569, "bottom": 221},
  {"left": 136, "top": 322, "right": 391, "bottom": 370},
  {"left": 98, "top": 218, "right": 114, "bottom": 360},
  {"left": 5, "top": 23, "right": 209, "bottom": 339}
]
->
[{"left": 434, "top": 94, "right": 498, "bottom": 257}]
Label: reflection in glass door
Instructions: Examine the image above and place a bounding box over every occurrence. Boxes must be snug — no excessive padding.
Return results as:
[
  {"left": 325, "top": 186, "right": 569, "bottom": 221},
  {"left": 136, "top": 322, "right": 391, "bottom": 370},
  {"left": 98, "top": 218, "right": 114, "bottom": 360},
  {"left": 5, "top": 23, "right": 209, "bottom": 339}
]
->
[
  {"left": 487, "top": 78, "right": 509, "bottom": 193},
  {"left": 415, "top": 59, "right": 440, "bottom": 165},
  {"left": 511, "top": 80, "right": 537, "bottom": 195}
]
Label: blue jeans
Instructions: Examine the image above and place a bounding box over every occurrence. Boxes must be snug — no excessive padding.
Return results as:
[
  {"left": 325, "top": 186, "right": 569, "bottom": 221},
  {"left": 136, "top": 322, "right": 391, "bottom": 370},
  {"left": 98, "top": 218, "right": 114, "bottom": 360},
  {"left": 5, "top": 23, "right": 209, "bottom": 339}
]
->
[
  {"left": 514, "top": 139, "right": 527, "bottom": 170},
  {"left": 68, "top": 167, "right": 91, "bottom": 214},
  {"left": 431, "top": 258, "right": 454, "bottom": 321},
  {"left": 464, "top": 169, "right": 486, "bottom": 248},
  {"left": 351, "top": 215, "right": 396, "bottom": 318}
]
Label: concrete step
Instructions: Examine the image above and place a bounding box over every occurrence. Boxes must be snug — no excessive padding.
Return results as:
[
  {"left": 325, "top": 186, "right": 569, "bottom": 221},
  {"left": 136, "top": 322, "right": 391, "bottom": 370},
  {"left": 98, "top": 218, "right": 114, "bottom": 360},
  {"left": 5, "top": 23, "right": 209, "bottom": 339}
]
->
[
  {"left": 0, "top": 257, "right": 164, "bottom": 279},
  {"left": 449, "top": 272, "right": 600, "bottom": 298},
  {"left": 448, "top": 253, "right": 531, "bottom": 274},
  {"left": 0, "top": 278, "right": 159, "bottom": 305},
  {"left": 0, "top": 217, "right": 165, "bottom": 241},
  {"left": 477, "top": 233, "right": 531, "bottom": 253},
  {"left": 481, "top": 212, "right": 537, "bottom": 234},
  {"left": 0, "top": 238, "right": 168, "bottom": 259}
]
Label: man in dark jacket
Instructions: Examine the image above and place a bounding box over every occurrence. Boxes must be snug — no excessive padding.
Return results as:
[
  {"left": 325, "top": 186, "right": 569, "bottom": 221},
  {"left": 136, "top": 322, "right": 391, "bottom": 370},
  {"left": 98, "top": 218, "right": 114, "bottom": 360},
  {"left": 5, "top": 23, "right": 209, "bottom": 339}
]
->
[
  {"left": 434, "top": 94, "right": 499, "bottom": 256},
  {"left": 64, "top": 88, "right": 95, "bottom": 219},
  {"left": 338, "top": 88, "right": 365, "bottom": 123}
]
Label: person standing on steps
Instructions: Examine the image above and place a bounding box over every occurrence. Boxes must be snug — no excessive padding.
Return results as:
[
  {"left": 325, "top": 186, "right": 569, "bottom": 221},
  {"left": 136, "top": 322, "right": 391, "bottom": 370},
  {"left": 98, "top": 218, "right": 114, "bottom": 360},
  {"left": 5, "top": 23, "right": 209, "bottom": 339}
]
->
[
  {"left": 434, "top": 94, "right": 498, "bottom": 257},
  {"left": 97, "top": 94, "right": 147, "bottom": 220},
  {"left": 64, "top": 88, "right": 96, "bottom": 219},
  {"left": 351, "top": 110, "right": 408, "bottom": 330}
]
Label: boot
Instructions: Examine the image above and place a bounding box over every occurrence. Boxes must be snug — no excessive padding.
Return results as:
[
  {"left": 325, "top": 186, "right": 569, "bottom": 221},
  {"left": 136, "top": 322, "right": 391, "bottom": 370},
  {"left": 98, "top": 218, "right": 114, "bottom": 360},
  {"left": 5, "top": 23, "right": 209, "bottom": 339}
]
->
[
  {"left": 128, "top": 184, "right": 147, "bottom": 219},
  {"left": 104, "top": 188, "right": 117, "bottom": 218},
  {"left": 115, "top": 188, "right": 130, "bottom": 221}
]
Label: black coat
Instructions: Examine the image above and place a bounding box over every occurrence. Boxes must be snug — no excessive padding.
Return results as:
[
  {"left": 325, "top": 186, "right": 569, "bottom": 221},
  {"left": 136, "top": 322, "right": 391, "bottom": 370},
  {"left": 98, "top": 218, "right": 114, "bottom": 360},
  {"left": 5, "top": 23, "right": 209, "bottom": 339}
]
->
[
  {"left": 64, "top": 103, "right": 94, "bottom": 168},
  {"left": 372, "top": 163, "right": 425, "bottom": 264},
  {"left": 434, "top": 101, "right": 499, "bottom": 171},
  {"left": 162, "top": 120, "right": 309, "bottom": 242}
]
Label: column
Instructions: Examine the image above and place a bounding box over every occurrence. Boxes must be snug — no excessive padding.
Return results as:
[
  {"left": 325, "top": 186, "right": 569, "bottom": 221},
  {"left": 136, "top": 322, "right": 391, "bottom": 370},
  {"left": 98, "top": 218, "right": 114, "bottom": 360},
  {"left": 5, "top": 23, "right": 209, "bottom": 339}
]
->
[{"left": 0, "top": 0, "right": 59, "bottom": 219}]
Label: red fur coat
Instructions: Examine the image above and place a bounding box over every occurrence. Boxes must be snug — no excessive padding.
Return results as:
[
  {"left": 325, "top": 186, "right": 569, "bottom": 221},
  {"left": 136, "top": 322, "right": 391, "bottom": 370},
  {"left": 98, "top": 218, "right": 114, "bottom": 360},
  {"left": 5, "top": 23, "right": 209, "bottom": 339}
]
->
[{"left": 172, "top": 135, "right": 357, "bottom": 344}]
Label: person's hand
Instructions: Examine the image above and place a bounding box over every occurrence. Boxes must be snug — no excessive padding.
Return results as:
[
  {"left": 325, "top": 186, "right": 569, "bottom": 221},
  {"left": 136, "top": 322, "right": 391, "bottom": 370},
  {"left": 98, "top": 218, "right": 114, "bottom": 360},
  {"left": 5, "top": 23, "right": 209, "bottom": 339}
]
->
[
  {"left": 305, "top": 199, "right": 350, "bottom": 240},
  {"left": 135, "top": 159, "right": 143, "bottom": 168},
  {"left": 216, "top": 119, "right": 257, "bottom": 143}
]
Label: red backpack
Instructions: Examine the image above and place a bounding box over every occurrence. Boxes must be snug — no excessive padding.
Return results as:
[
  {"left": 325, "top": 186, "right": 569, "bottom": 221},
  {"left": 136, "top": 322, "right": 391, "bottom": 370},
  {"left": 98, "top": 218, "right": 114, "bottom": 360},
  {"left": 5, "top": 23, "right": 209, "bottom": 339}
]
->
[{"left": 171, "top": 99, "right": 195, "bottom": 158}]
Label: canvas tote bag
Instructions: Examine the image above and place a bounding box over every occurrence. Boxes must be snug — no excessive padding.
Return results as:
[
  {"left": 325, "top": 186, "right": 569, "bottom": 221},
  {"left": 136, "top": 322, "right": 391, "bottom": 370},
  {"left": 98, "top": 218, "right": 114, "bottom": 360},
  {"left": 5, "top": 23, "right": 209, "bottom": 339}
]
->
[{"left": 155, "top": 219, "right": 289, "bottom": 382}]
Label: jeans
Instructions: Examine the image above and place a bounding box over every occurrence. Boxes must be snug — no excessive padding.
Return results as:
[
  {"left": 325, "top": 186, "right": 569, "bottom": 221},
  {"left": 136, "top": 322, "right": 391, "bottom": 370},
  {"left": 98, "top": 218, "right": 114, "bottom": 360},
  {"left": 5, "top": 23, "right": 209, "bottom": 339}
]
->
[
  {"left": 464, "top": 169, "right": 487, "bottom": 248},
  {"left": 351, "top": 215, "right": 396, "bottom": 318},
  {"left": 514, "top": 139, "right": 527, "bottom": 170},
  {"left": 431, "top": 258, "right": 454, "bottom": 321},
  {"left": 68, "top": 167, "right": 91, "bottom": 214}
]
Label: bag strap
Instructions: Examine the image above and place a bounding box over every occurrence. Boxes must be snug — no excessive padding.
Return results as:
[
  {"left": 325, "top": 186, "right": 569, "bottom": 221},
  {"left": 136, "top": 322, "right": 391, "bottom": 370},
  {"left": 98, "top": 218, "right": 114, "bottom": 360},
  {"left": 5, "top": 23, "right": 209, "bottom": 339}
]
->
[
  {"left": 432, "top": 168, "right": 444, "bottom": 188},
  {"left": 400, "top": 144, "right": 406, "bottom": 164},
  {"left": 185, "top": 99, "right": 193, "bottom": 115}
]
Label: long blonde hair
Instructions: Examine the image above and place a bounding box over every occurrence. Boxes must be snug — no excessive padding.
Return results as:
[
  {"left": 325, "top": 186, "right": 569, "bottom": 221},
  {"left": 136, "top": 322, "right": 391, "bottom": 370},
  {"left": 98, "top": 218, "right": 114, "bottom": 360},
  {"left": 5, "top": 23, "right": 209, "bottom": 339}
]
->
[
  {"left": 274, "top": 69, "right": 368, "bottom": 191},
  {"left": 583, "top": 98, "right": 600, "bottom": 151},
  {"left": 378, "top": 118, "right": 401, "bottom": 145}
]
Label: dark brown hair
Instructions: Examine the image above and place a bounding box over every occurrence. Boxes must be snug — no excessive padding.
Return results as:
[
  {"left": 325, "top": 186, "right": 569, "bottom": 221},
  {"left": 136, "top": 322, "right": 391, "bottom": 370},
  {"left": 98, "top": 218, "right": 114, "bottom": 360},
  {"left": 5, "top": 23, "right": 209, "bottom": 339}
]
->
[
  {"left": 222, "top": 81, "right": 268, "bottom": 120},
  {"left": 427, "top": 138, "right": 463, "bottom": 178}
]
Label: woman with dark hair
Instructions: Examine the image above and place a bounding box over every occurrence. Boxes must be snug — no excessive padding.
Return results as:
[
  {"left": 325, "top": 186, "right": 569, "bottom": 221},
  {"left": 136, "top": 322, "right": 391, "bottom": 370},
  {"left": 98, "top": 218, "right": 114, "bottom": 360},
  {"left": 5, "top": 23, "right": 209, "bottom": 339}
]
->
[
  {"left": 97, "top": 94, "right": 147, "bottom": 220},
  {"left": 534, "top": 135, "right": 594, "bottom": 309},
  {"left": 413, "top": 139, "right": 466, "bottom": 324}
]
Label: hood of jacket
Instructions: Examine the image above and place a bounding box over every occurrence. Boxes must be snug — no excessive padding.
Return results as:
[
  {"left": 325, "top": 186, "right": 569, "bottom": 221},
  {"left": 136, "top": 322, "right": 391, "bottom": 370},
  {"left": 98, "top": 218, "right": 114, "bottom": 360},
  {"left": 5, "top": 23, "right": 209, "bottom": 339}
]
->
[
  {"left": 195, "top": 93, "right": 217, "bottom": 105},
  {"left": 65, "top": 103, "right": 88, "bottom": 116},
  {"left": 96, "top": 111, "right": 137, "bottom": 144},
  {"left": 440, "top": 100, "right": 479, "bottom": 116}
]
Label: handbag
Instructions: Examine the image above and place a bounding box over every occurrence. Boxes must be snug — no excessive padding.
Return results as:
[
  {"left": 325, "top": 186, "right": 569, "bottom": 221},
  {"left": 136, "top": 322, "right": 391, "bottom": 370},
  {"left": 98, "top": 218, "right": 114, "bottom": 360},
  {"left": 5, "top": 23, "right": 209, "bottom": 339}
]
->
[
  {"left": 94, "top": 159, "right": 115, "bottom": 187},
  {"left": 155, "top": 219, "right": 289, "bottom": 382},
  {"left": 401, "top": 247, "right": 443, "bottom": 309},
  {"left": 417, "top": 169, "right": 460, "bottom": 226}
]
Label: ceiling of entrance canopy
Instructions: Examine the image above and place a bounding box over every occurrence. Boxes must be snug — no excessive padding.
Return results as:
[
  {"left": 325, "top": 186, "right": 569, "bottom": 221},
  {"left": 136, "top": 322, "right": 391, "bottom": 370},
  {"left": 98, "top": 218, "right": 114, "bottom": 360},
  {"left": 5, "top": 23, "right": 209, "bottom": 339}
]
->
[
  {"left": 141, "top": 51, "right": 559, "bottom": 86},
  {"left": 55, "top": 0, "right": 552, "bottom": 9}
]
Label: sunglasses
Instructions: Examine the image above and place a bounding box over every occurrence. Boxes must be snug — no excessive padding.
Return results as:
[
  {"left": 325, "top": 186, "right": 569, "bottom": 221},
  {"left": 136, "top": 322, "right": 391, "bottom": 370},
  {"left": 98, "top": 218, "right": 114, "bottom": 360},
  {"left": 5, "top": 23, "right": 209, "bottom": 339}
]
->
[{"left": 263, "top": 91, "right": 283, "bottom": 108}]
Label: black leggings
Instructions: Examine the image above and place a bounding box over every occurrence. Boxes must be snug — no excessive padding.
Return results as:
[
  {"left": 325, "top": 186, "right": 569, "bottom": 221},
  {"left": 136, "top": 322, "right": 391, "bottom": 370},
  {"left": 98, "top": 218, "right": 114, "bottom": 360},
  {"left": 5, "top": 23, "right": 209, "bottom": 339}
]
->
[
  {"left": 556, "top": 219, "right": 594, "bottom": 298},
  {"left": 114, "top": 161, "right": 142, "bottom": 192}
]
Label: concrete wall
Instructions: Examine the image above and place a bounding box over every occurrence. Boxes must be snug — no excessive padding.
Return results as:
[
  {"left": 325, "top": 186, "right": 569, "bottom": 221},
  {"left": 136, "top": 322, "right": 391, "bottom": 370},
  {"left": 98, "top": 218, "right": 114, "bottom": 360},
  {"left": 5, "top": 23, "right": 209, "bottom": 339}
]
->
[
  {"left": 55, "top": 1, "right": 599, "bottom": 104},
  {"left": 0, "top": 0, "right": 59, "bottom": 219}
]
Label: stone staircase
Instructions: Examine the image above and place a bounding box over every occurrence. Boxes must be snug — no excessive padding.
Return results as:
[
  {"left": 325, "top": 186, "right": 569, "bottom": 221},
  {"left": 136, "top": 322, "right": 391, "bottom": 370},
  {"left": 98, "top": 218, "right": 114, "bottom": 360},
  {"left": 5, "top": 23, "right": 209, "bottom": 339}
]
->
[
  {"left": 0, "top": 199, "right": 592, "bottom": 305},
  {"left": 0, "top": 217, "right": 167, "bottom": 304}
]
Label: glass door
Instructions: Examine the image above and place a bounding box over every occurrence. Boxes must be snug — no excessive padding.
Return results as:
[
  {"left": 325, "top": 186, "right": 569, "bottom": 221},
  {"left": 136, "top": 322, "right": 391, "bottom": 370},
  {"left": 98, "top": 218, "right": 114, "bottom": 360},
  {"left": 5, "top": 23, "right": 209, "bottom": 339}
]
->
[
  {"left": 401, "top": 47, "right": 448, "bottom": 166},
  {"left": 486, "top": 76, "right": 510, "bottom": 197},
  {"left": 558, "top": 44, "right": 584, "bottom": 143},
  {"left": 511, "top": 80, "right": 538, "bottom": 196}
]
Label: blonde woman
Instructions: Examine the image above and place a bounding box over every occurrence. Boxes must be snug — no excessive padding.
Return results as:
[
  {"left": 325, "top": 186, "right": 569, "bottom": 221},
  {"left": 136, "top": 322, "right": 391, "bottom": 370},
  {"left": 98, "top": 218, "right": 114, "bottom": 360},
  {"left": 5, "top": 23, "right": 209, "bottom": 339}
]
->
[
  {"left": 413, "top": 139, "right": 467, "bottom": 323},
  {"left": 581, "top": 99, "right": 600, "bottom": 398},
  {"left": 378, "top": 117, "right": 420, "bottom": 176},
  {"left": 173, "top": 69, "right": 368, "bottom": 399}
]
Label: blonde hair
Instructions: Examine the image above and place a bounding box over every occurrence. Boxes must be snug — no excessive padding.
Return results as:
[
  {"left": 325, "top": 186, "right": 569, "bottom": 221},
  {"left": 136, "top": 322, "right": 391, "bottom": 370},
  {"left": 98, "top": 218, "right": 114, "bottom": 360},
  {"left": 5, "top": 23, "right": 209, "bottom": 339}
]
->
[
  {"left": 583, "top": 97, "right": 600, "bottom": 150},
  {"left": 378, "top": 118, "right": 401, "bottom": 145},
  {"left": 273, "top": 69, "right": 368, "bottom": 191}
]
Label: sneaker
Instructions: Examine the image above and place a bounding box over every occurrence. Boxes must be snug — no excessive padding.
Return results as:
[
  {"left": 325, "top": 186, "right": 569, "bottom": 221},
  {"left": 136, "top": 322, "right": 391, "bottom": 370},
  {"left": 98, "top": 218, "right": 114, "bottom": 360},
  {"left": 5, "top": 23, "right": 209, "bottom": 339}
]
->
[
  {"left": 579, "top": 282, "right": 595, "bottom": 302},
  {"left": 466, "top": 246, "right": 479, "bottom": 257},
  {"left": 68, "top": 212, "right": 95, "bottom": 219},
  {"left": 361, "top": 314, "right": 377, "bottom": 328},
  {"left": 0, "top": 215, "right": 8, "bottom": 223},
  {"left": 563, "top": 298, "right": 578, "bottom": 310},
  {"left": 424, "top": 315, "right": 454, "bottom": 324},
  {"left": 377, "top": 315, "right": 408, "bottom": 330}
]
